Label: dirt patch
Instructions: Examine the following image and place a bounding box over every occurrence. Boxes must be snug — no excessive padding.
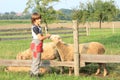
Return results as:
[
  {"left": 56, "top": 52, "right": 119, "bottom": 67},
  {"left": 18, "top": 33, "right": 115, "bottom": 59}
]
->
[{"left": 0, "top": 24, "right": 31, "bottom": 29}]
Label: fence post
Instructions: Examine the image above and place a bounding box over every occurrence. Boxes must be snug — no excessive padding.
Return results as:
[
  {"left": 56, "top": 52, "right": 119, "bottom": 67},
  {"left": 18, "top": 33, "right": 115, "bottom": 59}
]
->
[{"left": 72, "top": 20, "right": 80, "bottom": 76}]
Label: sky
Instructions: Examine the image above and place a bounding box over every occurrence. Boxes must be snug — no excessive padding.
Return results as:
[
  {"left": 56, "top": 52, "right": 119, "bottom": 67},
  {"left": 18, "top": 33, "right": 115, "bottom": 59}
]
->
[{"left": 0, "top": 0, "right": 120, "bottom": 13}]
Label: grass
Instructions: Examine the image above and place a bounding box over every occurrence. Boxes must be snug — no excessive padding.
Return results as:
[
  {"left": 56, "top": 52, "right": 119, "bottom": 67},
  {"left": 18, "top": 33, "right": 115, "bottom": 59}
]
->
[
  {"left": 0, "top": 40, "right": 31, "bottom": 59},
  {"left": 0, "top": 66, "right": 119, "bottom": 80},
  {"left": 0, "top": 20, "right": 30, "bottom": 26},
  {"left": 0, "top": 28, "right": 120, "bottom": 80}
]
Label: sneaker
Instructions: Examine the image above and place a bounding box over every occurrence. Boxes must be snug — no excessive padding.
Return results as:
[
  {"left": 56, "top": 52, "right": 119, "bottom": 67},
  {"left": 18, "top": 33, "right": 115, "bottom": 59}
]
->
[
  {"left": 29, "top": 71, "right": 34, "bottom": 77},
  {"left": 29, "top": 71, "right": 41, "bottom": 78},
  {"left": 34, "top": 74, "right": 40, "bottom": 80}
]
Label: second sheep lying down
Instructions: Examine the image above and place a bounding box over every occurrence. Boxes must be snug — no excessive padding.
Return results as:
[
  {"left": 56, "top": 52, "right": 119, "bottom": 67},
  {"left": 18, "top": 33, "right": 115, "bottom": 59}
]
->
[
  {"left": 16, "top": 42, "right": 58, "bottom": 60},
  {"left": 5, "top": 42, "right": 61, "bottom": 74},
  {"left": 50, "top": 35, "right": 108, "bottom": 76}
]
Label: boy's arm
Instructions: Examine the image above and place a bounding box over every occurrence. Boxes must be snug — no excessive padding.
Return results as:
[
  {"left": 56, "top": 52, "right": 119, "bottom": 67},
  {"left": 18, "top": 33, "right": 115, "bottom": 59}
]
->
[{"left": 37, "top": 34, "right": 51, "bottom": 41}]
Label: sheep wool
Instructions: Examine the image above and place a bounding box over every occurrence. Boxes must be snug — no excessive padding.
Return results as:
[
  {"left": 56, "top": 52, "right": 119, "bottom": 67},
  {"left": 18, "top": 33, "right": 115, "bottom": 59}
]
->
[
  {"left": 6, "top": 42, "right": 59, "bottom": 73},
  {"left": 50, "top": 35, "right": 107, "bottom": 76}
]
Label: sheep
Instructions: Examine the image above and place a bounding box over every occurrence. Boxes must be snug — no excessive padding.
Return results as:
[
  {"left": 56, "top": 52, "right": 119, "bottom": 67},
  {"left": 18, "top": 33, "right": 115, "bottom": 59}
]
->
[
  {"left": 16, "top": 42, "right": 58, "bottom": 60},
  {"left": 16, "top": 48, "right": 32, "bottom": 60},
  {"left": 5, "top": 66, "right": 47, "bottom": 74},
  {"left": 6, "top": 42, "right": 62, "bottom": 73},
  {"left": 50, "top": 35, "right": 108, "bottom": 76}
]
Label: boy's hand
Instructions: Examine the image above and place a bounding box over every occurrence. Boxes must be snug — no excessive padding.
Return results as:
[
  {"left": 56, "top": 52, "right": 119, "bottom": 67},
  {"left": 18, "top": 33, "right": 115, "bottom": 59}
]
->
[{"left": 46, "top": 34, "right": 51, "bottom": 38}]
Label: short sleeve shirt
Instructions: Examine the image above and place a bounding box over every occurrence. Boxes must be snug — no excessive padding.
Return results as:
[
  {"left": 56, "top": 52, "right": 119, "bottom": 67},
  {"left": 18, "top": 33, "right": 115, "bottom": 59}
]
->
[{"left": 31, "top": 25, "right": 43, "bottom": 39}]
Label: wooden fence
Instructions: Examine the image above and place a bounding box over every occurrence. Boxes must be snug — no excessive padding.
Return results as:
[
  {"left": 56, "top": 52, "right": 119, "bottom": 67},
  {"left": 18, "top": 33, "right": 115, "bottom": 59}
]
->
[
  {"left": 0, "top": 27, "right": 87, "bottom": 41},
  {"left": 0, "top": 54, "right": 120, "bottom": 67}
]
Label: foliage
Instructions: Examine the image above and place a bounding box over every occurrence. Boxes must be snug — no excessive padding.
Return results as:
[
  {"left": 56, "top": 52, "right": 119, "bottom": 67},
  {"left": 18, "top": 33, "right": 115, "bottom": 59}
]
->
[
  {"left": 24, "top": 0, "right": 60, "bottom": 26},
  {"left": 0, "top": 12, "right": 31, "bottom": 20},
  {"left": 72, "top": 2, "right": 89, "bottom": 24},
  {"left": 92, "top": 0, "right": 118, "bottom": 28},
  {"left": 72, "top": 0, "right": 119, "bottom": 28},
  {"left": 58, "top": 9, "right": 72, "bottom": 20}
]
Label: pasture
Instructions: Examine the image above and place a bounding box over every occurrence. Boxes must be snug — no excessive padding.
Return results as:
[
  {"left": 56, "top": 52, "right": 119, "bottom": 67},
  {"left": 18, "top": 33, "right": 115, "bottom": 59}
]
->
[{"left": 0, "top": 20, "right": 120, "bottom": 80}]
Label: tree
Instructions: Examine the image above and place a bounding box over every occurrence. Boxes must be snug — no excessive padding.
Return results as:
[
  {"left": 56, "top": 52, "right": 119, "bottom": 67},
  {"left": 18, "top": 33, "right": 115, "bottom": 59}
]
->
[
  {"left": 72, "top": 2, "right": 89, "bottom": 24},
  {"left": 92, "top": 0, "right": 118, "bottom": 28},
  {"left": 59, "top": 9, "right": 72, "bottom": 20},
  {"left": 24, "top": 0, "right": 59, "bottom": 33},
  {"left": 72, "top": 0, "right": 119, "bottom": 28}
]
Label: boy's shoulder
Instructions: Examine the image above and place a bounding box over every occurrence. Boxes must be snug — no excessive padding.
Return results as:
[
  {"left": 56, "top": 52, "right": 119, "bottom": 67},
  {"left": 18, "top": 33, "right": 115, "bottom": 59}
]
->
[{"left": 32, "top": 26, "right": 42, "bottom": 31}]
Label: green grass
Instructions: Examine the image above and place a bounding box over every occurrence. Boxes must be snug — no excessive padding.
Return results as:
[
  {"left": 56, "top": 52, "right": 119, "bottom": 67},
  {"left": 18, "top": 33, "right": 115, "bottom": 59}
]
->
[
  {"left": 0, "top": 66, "right": 119, "bottom": 80},
  {"left": 0, "top": 20, "right": 30, "bottom": 26},
  {"left": 0, "top": 35, "right": 31, "bottom": 38},
  {"left": 0, "top": 28, "right": 120, "bottom": 80},
  {"left": 0, "top": 40, "right": 31, "bottom": 59}
]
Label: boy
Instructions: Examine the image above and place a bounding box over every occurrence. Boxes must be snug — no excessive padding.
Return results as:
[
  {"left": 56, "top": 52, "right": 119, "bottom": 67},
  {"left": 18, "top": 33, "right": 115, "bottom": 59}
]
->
[{"left": 30, "top": 12, "right": 51, "bottom": 78}]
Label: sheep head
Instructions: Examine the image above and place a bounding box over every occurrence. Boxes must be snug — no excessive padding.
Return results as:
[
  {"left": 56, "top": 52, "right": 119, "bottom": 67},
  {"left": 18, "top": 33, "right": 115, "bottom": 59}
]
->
[{"left": 50, "top": 35, "right": 62, "bottom": 44}]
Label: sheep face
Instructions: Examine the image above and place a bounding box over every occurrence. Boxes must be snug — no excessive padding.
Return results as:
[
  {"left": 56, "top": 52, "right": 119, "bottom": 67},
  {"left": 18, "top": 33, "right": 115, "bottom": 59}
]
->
[{"left": 50, "top": 35, "right": 62, "bottom": 44}]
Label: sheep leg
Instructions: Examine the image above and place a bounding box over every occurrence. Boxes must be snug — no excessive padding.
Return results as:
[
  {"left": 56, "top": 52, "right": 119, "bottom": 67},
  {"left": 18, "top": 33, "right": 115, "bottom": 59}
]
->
[
  {"left": 69, "top": 67, "right": 74, "bottom": 76},
  {"left": 95, "top": 63, "right": 102, "bottom": 75},
  {"left": 102, "top": 63, "right": 108, "bottom": 77},
  {"left": 59, "top": 67, "right": 64, "bottom": 74},
  {"left": 95, "top": 63, "right": 108, "bottom": 76},
  {"left": 55, "top": 49, "right": 64, "bottom": 74}
]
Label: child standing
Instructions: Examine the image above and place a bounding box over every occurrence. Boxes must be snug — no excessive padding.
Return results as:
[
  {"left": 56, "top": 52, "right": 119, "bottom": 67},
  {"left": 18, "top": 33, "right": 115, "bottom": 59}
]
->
[{"left": 30, "top": 12, "right": 51, "bottom": 78}]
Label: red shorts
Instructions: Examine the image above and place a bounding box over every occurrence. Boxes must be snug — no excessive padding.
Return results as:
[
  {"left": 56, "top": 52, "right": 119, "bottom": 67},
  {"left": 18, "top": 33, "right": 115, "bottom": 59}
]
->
[{"left": 30, "top": 42, "right": 43, "bottom": 58}]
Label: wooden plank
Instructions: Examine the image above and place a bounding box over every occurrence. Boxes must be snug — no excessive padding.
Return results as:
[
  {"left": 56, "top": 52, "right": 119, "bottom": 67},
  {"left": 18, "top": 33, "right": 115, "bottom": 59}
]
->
[
  {"left": 81, "top": 54, "right": 120, "bottom": 63},
  {"left": 0, "top": 55, "right": 120, "bottom": 68},
  {"left": 0, "top": 59, "right": 74, "bottom": 67},
  {"left": 0, "top": 32, "right": 85, "bottom": 37},
  {"left": 0, "top": 28, "right": 86, "bottom": 33},
  {"left": 48, "top": 28, "right": 72, "bottom": 30},
  {"left": 50, "top": 31, "right": 73, "bottom": 34},
  {"left": 0, "top": 37, "right": 31, "bottom": 41},
  {"left": 0, "top": 28, "right": 31, "bottom": 32},
  {"left": 0, "top": 34, "right": 86, "bottom": 41},
  {"left": 0, "top": 27, "right": 87, "bottom": 41},
  {"left": 0, "top": 59, "right": 31, "bottom": 66},
  {"left": 50, "top": 31, "right": 86, "bottom": 35}
]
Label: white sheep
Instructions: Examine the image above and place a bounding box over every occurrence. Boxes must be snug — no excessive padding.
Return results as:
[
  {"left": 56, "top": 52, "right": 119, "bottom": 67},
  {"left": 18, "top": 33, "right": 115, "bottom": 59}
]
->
[{"left": 50, "top": 35, "right": 108, "bottom": 76}]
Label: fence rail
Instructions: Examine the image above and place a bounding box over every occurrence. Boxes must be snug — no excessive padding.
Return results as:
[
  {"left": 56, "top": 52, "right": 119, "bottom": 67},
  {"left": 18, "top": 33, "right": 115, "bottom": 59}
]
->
[
  {"left": 0, "top": 54, "right": 120, "bottom": 67},
  {"left": 0, "top": 59, "right": 74, "bottom": 67},
  {"left": 0, "top": 27, "right": 87, "bottom": 41}
]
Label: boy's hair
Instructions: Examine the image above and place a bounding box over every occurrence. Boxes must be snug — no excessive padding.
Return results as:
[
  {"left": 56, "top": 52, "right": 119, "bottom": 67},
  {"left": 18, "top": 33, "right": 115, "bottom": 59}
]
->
[{"left": 31, "top": 12, "right": 41, "bottom": 24}]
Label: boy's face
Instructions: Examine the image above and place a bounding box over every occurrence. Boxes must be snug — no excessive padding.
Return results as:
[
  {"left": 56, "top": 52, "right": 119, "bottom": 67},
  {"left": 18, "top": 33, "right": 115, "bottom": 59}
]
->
[{"left": 34, "top": 18, "right": 42, "bottom": 26}]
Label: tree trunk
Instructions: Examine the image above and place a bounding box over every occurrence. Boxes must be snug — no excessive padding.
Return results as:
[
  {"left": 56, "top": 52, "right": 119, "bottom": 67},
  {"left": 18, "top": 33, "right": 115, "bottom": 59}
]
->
[
  {"left": 99, "top": 13, "right": 103, "bottom": 29},
  {"left": 44, "top": 20, "right": 48, "bottom": 34},
  {"left": 99, "top": 19, "right": 102, "bottom": 29}
]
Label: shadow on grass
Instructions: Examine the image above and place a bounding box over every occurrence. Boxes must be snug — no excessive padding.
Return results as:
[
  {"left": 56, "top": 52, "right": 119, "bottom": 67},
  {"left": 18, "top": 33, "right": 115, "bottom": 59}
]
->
[{"left": 48, "top": 63, "right": 120, "bottom": 77}]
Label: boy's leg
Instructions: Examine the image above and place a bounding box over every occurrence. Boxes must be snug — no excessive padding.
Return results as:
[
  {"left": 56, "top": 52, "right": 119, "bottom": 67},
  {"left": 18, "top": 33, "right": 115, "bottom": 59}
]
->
[{"left": 31, "top": 52, "right": 41, "bottom": 75}]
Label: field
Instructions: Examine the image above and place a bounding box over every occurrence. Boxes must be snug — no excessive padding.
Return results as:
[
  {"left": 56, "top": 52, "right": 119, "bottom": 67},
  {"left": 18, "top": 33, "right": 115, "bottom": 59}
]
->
[{"left": 0, "top": 20, "right": 120, "bottom": 80}]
